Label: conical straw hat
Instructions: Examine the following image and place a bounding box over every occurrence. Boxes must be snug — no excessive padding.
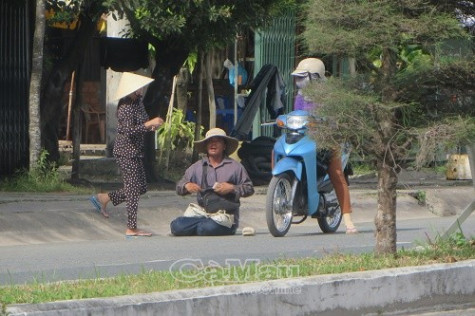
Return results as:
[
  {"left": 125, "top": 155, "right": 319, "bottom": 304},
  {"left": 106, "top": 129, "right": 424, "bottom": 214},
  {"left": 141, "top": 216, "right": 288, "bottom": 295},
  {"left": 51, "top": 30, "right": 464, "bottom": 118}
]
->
[{"left": 114, "top": 72, "right": 154, "bottom": 100}]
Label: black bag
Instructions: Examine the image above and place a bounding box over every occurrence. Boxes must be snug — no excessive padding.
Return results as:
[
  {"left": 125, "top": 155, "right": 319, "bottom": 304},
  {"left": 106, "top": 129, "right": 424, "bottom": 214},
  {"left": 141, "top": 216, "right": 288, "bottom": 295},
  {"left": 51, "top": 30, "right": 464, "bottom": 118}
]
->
[
  {"left": 199, "top": 189, "right": 240, "bottom": 213},
  {"left": 198, "top": 163, "right": 240, "bottom": 213}
]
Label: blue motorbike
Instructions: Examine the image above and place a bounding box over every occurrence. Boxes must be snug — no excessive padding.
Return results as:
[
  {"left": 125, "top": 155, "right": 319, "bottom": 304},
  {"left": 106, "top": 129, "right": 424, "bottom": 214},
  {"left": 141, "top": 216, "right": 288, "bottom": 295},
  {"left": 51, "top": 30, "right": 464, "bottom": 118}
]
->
[{"left": 266, "top": 110, "right": 350, "bottom": 237}]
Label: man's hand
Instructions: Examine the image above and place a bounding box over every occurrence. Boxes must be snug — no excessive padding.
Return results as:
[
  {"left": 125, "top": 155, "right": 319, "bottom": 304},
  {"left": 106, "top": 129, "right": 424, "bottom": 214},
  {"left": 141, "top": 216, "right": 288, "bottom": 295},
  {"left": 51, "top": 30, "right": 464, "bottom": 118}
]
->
[
  {"left": 213, "top": 182, "right": 235, "bottom": 195},
  {"left": 185, "top": 182, "right": 201, "bottom": 193}
]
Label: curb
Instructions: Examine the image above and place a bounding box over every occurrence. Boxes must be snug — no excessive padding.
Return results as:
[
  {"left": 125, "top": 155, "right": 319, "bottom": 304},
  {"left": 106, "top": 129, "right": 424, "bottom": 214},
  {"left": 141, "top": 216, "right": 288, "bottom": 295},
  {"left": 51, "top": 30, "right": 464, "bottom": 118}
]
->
[{"left": 7, "top": 260, "right": 475, "bottom": 316}]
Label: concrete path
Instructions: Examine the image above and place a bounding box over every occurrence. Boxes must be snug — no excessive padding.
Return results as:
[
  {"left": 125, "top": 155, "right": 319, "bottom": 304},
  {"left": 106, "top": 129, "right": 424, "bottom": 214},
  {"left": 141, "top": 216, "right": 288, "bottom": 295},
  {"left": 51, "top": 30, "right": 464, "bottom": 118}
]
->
[{"left": 0, "top": 185, "right": 472, "bottom": 246}]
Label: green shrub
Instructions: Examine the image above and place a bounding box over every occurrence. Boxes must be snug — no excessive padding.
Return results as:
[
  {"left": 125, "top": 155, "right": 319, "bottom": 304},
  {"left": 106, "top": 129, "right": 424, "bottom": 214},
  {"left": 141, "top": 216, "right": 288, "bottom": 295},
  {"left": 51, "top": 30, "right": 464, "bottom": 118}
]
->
[
  {"left": 0, "top": 150, "right": 79, "bottom": 192},
  {"left": 156, "top": 108, "right": 202, "bottom": 151}
]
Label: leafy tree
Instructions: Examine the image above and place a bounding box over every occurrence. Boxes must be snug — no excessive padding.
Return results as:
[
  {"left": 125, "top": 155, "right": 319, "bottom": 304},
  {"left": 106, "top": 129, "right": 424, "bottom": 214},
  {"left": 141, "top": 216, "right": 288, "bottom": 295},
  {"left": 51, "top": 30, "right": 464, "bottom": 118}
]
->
[
  {"left": 35, "top": 0, "right": 290, "bottom": 182},
  {"left": 40, "top": 0, "right": 107, "bottom": 163},
  {"left": 300, "top": 0, "right": 475, "bottom": 254},
  {"left": 104, "top": 0, "right": 290, "bottom": 180}
]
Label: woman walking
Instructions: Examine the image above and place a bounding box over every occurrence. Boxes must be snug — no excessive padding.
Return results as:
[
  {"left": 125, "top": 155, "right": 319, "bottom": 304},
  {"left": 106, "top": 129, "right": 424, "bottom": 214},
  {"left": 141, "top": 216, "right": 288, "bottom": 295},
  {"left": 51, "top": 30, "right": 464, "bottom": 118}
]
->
[{"left": 90, "top": 72, "right": 163, "bottom": 237}]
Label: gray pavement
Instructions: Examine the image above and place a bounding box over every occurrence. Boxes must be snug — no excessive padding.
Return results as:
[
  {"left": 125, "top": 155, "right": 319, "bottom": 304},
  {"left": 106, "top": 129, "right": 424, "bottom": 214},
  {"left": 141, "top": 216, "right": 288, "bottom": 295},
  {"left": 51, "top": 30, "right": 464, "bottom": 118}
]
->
[
  {"left": 1, "top": 179, "right": 473, "bottom": 246},
  {"left": 1, "top": 172, "right": 474, "bottom": 315}
]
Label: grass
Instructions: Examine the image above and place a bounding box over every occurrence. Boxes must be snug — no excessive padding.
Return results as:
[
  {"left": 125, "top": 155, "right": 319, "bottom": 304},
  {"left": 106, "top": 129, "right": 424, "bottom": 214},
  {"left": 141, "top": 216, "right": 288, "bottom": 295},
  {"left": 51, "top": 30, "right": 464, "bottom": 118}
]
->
[
  {"left": 0, "top": 233, "right": 473, "bottom": 306},
  {"left": 350, "top": 162, "right": 376, "bottom": 176},
  {"left": 349, "top": 158, "right": 448, "bottom": 177},
  {"left": 0, "top": 169, "right": 90, "bottom": 194},
  {"left": 0, "top": 150, "right": 92, "bottom": 194}
]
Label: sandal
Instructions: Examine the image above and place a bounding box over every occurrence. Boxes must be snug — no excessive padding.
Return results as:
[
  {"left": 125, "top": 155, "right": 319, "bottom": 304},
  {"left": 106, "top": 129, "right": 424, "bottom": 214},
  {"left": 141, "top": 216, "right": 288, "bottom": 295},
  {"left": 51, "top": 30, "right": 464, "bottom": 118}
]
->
[
  {"left": 242, "top": 226, "right": 255, "bottom": 236},
  {"left": 125, "top": 230, "right": 152, "bottom": 237},
  {"left": 89, "top": 196, "right": 109, "bottom": 218}
]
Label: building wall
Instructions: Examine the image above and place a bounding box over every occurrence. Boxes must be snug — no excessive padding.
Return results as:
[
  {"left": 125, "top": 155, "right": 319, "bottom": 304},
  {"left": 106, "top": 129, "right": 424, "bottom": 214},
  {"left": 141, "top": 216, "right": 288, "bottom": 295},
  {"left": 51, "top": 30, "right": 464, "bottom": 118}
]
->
[
  {"left": 254, "top": 12, "right": 296, "bottom": 138},
  {"left": 0, "top": 0, "right": 31, "bottom": 177}
]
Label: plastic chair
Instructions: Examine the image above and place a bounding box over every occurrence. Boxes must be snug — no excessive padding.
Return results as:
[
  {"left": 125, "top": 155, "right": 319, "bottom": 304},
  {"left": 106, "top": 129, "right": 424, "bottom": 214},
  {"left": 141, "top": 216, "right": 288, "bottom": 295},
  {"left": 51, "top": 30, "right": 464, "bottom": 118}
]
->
[{"left": 81, "top": 104, "right": 105, "bottom": 143}]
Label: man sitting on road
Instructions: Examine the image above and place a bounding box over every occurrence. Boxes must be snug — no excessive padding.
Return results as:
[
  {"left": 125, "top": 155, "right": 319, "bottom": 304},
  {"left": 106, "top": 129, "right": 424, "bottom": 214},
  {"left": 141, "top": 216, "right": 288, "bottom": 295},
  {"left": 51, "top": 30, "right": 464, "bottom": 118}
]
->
[{"left": 170, "top": 128, "right": 255, "bottom": 236}]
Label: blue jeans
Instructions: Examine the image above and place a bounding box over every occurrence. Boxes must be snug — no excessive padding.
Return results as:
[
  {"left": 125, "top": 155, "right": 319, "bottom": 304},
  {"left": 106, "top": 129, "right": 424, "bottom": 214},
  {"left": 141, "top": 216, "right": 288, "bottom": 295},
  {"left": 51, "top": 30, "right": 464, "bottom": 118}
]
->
[{"left": 170, "top": 216, "right": 237, "bottom": 236}]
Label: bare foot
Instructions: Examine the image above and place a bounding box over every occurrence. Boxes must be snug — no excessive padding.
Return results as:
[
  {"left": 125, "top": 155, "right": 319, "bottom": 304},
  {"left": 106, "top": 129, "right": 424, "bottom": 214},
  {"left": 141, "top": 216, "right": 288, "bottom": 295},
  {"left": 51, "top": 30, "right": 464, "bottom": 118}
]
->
[
  {"left": 126, "top": 229, "right": 152, "bottom": 237},
  {"left": 346, "top": 226, "right": 358, "bottom": 234},
  {"left": 96, "top": 193, "right": 110, "bottom": 218}
]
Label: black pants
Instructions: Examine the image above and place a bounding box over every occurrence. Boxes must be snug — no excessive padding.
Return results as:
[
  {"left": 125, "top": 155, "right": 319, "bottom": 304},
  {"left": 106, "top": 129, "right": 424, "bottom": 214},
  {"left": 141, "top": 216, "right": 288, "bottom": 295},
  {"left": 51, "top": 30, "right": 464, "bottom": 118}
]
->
[{"left": 108, "top": 157, "right": 147, "bottom": 229}]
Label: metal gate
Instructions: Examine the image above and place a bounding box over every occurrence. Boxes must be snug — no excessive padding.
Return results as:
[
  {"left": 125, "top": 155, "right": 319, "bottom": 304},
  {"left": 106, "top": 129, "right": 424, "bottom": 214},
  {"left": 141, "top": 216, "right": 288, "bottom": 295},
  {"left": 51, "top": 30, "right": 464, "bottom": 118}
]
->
[
  {"left": 0, "top": 0, "right": 31, "bottom": 177},
  {"left": 253, "top": 12, "right": 296, "bottom": 138}
]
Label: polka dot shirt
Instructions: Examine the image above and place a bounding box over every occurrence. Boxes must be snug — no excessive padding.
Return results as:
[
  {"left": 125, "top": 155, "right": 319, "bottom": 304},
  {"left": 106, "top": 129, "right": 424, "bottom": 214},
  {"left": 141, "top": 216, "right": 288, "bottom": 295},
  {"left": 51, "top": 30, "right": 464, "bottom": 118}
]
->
[{"left": 113, "top": 98, "right": 149, "bottom": 158}]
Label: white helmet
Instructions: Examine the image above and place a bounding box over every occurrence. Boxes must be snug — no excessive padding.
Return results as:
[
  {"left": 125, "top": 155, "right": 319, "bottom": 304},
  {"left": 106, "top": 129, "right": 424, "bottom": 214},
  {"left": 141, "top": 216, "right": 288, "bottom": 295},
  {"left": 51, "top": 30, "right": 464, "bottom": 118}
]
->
[{"left": 291, "top": 58, "right": 326, "bottom": 79}]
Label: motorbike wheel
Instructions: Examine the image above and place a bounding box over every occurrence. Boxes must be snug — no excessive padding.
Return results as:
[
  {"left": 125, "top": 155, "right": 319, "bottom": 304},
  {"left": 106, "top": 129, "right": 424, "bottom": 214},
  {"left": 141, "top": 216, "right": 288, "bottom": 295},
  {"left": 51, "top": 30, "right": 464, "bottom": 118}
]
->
[
  {"left": 266, "top": 173, "right": 293, "bottom": 237},
  {"left": 317, "top": 191, "right": 342, "bottom": 233}
]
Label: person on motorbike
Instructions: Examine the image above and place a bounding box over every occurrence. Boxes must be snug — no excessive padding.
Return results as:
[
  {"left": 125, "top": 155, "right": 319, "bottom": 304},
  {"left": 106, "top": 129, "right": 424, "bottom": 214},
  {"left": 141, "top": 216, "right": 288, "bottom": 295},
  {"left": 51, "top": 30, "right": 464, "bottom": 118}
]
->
[{"left": 291, "top": 58, "right": 358, "bottom": 234}]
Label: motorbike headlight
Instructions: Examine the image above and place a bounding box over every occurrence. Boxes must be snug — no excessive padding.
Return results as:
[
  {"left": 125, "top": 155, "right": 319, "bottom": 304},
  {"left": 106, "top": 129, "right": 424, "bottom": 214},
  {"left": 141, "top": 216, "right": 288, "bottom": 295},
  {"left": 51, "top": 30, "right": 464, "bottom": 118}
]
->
[{"left": 286, "top": 114, "right": 308, "bottom": 130}]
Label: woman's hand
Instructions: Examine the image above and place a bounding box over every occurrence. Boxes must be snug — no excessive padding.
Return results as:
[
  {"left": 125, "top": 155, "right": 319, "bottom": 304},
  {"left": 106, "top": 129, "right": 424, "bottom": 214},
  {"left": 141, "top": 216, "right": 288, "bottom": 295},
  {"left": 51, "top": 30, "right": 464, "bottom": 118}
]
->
[{"left": 145, "top": 117, "right": 164, "bottom": 131}]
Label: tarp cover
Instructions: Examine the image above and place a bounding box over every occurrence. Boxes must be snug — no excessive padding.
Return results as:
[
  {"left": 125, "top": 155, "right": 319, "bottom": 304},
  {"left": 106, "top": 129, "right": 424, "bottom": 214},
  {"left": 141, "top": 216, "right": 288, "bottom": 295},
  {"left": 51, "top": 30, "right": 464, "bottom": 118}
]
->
[
  {"left": 231, "top": 64, "right": 286, "bottom": 140},
  {"left": 100, "top": 38, "right": 149, "bottom": 72}
]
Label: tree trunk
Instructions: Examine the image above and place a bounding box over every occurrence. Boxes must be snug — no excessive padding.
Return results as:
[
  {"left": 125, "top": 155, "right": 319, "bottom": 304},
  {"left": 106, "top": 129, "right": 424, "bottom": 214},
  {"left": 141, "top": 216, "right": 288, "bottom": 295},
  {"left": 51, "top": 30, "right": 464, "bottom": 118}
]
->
[
  {"left": 176, "top": 65, "right": 190, "bottom": 113},
  {"left": 374, "top": 47, "right": 400, "bottom": 255},
  {"left": 71, "top": 97, "right": 82, "bottom": 182},
  {"left": 40, "top": 12, "right": 96, "bottom": 163},
  {"left": 71, "top": 63, "right": 84, "bottom": 182},
  {"left": 374, "top": 161, "right": 398, "bottom": 255},
  {"left": 192, "top": 52, "right": 205, "bottom": 163},
  {"left": 142, "top": 41, "right": 188, "bottom": 182},
  {"left": 205, "top": 52, "right": 216, "bottom": 129},
  {"left": 28, "top": 0, "right": 45, "bottom": 170}
]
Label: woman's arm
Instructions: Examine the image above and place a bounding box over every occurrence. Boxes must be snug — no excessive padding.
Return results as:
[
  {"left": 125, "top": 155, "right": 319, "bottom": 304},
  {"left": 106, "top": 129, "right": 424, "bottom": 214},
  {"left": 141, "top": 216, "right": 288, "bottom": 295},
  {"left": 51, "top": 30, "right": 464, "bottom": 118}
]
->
[{"left": 116, "top": 104, "right": 148, "bottom": 136}]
